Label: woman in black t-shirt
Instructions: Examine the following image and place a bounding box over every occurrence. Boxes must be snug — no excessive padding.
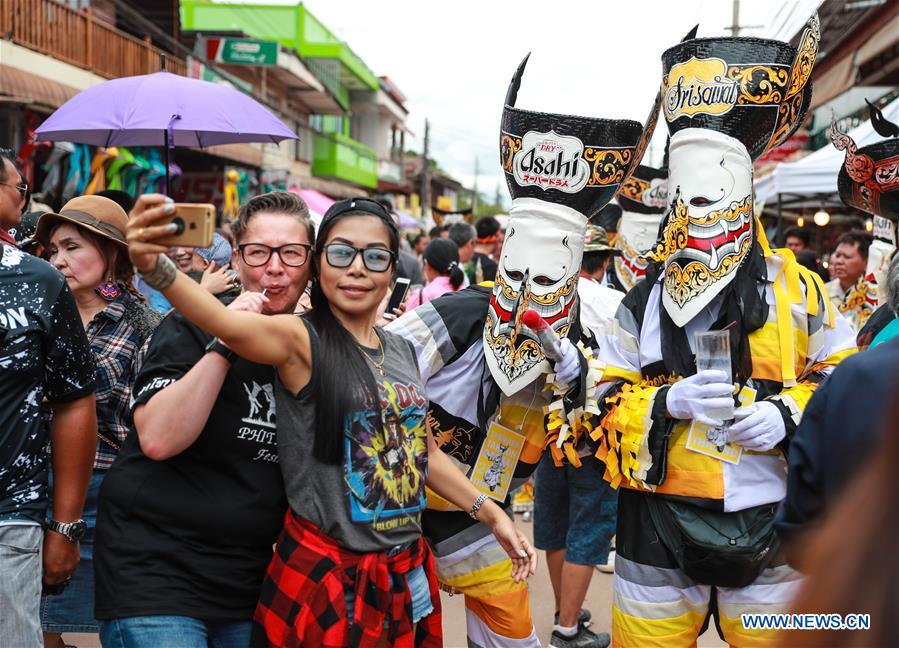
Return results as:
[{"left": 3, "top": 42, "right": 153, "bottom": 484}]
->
[
  {"left": 127, "top": 194, "right": 537, "bottom": 645},
  {"left": 94, "top": 192, "right": 314, "bottom": 648}
]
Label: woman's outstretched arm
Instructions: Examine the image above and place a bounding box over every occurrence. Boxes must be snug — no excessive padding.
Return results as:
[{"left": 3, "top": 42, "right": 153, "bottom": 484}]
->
[
  {"left": 424, "top": 422, "right": 537, "bottom": 582},
  {"left": 126, "top": 194, "right": 307, "bottom": 368}
]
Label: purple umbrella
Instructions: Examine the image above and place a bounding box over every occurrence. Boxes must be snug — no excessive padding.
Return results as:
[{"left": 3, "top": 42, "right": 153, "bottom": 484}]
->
[
  {"left": 35, "top": 71, "right": 297, "bottom": 194},
  {"left": 394, "top": 209, "right": 420, "bottom": 229}
]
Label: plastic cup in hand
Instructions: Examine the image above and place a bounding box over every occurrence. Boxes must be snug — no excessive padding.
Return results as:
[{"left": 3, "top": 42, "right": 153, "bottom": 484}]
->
[{"left": 694, "top": 330, "right": 735, "bottom": 433}]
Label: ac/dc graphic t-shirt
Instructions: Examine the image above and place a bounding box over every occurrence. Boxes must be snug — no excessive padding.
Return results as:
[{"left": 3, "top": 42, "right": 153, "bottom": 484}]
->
[
  {"left": 0, "top": 246, "right": 95, "bottom": 523},
  {"left": 277, "top": 323, "right": 429, "bottom": 553},
  {"left": 94, "top": 309, "right": 287, "bottom": 621}
]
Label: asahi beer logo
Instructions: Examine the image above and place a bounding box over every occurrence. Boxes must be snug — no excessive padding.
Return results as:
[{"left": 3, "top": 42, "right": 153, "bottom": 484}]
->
[
  {"left": 643, "top": 178, "right": 668, "bottom": 209},
  {"left": 512, "top": 130, "right": 590, "bottom": 193},
  {"left": 664, "top": 57, "right": 740, "bottom": 120}
]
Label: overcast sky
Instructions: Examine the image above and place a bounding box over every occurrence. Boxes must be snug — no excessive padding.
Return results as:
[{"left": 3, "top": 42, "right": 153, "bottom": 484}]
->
[{"left": 219, "top": 0, "right": 822, "bottom": 207}]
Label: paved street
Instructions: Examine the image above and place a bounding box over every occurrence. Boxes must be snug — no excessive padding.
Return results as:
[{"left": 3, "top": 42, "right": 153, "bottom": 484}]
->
[
  {"left": 440, "top": 514, "right": 728, "bottom": 648},
  {"left": 65, "top": 514, "right": 725, "bottom": 648}
]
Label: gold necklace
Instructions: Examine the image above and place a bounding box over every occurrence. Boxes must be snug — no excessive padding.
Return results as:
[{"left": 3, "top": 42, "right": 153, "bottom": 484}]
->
[{"left": 361, "top": 330, "right": 386, "bottom": 377}]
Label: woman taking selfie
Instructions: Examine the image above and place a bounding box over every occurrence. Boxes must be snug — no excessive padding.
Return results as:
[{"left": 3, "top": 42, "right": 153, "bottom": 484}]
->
[{"left": 126, "top": 194, "right": 537, "bottom": 646}]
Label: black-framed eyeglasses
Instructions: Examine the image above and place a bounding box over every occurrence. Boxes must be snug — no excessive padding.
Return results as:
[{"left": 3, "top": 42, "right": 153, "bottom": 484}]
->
[
  {"left": 1, "top": 182, "right": 27, "bottom": 199},
  {"left": 238, "top": 243, "right": 311, "bottom": 267},
  {"left": 324, "top": 243, "right": 394, "bottom": 272}
]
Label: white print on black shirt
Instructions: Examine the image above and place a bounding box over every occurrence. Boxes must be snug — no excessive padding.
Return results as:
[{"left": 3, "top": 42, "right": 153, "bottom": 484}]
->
[
  {"left": 137, "top": 377, "right": 175, "bottom": 399},
  {"left": 242, "top": 381, "right": 275, "bottom": 428},
  {"left": 239, "top": 381, "right": 278, "bottom": 463},
  {"left": 0, "top": 306, "right": 27, "bottom": 329}
]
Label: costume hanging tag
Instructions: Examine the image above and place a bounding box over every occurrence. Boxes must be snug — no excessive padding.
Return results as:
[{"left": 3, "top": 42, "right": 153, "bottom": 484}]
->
[
  {"left": 685, "top": 386, "right": 757, "bottom": 464},
  {"left": 470, "top": 422, "right": 525, "bottom": 503}
]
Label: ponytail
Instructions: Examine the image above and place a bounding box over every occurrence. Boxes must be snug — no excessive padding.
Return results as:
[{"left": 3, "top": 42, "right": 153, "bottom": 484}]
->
[
  {"left": 448, "top": 261, "right": 464, "bottom": 290},
  {"left": 422, "top": 237, "right": 463, "bottom": 290}
]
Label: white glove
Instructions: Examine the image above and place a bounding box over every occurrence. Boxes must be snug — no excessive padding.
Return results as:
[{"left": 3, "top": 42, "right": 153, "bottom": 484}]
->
[
  {"left": 727, "top": 401, "right": 786, "bottom": 452},
  {"left": 665, "top": 370, "right": 735, "bottom": 427},
  {"left": 552, "top": 338, "right": 581, "bottom": 386}
]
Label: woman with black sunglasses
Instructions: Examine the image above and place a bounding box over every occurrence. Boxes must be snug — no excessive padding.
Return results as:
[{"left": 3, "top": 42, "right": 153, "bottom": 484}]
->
[{"left": 126, "top": 193, "right": 537, "bottom": 646}]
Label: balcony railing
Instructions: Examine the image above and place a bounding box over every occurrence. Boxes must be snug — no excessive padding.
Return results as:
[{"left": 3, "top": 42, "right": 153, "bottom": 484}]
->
[
  {"left": 312, "top": 132, "right": 377, "bottom": 188},
  {"left": 0, "top": 0, "right": 187, "bottom": 79},
  {"left": 377, "top": 158, "right": 404, "bottom": 184}
]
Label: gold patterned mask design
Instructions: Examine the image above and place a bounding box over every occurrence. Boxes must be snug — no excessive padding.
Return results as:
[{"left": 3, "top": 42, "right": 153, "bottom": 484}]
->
[
  {"left": 484, "top": 200, "right": 584, "bottom": 396},
  {"left": 656, "top": 195, "right": 754, "bottom": 308},
  {"left": 614, "top": 235, "right": 651, "bottom": 291}
]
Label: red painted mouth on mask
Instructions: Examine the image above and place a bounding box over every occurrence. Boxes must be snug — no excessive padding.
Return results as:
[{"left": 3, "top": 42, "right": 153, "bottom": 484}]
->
[
  {"left": 489, "top": 295, "right": 574, "bottom": 326},
  {"left": 686, "top": 219, "right": 752, "bottom": 252}
]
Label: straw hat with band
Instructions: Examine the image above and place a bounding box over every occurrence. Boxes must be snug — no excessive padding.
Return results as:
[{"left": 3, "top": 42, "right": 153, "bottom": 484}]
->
[
  {"left": 36, "top": 195, "right": 128, "bottom": 249},
  {"left": 36, "top": 195, "right": 134, "bottom": 301}
]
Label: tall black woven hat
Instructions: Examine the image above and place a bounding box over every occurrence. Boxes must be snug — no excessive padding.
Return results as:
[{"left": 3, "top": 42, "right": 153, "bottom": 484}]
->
[
  {"left": 829, "top": 100, "right": 899, "bottom": 221},
  {"left": 499, "top": 54, "right": 660, "bottom": 219},
  {"left": 432, "top": 206, "right": 474, "bottom": 227},
  {"left": 617, "top": 165, "right": 668, "bottom": 214},
  {"left": 661, "top": 15, "right": 819, "bottom": 160}
]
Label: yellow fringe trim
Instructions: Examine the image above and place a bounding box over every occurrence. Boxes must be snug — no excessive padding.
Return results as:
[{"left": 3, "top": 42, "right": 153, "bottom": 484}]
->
[
  {"left": 591, "top": 377, "right": 675, "bottom": 489},
  {"left": 542, "top": 342, "right": 604, "bottom": 468}
]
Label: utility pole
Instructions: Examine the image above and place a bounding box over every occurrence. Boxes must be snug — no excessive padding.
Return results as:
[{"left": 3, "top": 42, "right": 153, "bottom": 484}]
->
[
  {"left": 421, "top": 119, "right": 431, "bottom": 222},
  {"left": 729, "top": 0, "right": 741, "bottom": 36},
  {"left": 724, "top": 0, "right": 761, "bottom": 37},
  {"left": 471, "top": 157, "right": 479, "bottom": 217}
]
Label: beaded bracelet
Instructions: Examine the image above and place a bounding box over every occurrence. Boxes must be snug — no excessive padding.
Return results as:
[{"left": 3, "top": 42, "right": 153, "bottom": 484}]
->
[
  {"left": 468, "top": 493, "right": 489, "bottom": 520},
  {"left": 139, "top": 254, "right": 177, "bottom": 291}
]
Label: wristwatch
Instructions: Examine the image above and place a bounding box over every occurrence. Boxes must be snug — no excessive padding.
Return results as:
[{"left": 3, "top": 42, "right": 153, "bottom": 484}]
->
[
  {"left": 205, "top": 337, "right": 238, "bottom": 364},
  {"left": 47, "top": 519, "right": 87, "bottom": 543}
]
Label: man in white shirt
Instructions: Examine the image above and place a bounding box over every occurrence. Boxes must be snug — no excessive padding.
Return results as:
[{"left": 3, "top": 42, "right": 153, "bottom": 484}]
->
[{"left": 578, "top": 225, "right": 625, "bottom": 340}]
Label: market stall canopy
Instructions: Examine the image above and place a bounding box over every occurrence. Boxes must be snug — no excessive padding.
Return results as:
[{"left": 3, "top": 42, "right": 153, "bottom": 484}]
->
[
  {"left": 295, "top": 188, "right": 334, "bottom": 216},
  {"left": 755, "top": 95, "right": 899, "bottom": 206}
]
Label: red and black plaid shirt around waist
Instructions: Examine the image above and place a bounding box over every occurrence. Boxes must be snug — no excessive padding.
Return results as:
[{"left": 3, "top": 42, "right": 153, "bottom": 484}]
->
[{"left": 254, "top": 511, "right": 442, "bottom": 647}]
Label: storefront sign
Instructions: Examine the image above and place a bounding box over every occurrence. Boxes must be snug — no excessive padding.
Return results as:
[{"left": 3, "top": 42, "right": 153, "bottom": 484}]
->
[{"left": 205, "top": 37, "right": 278, "bottom": 66}]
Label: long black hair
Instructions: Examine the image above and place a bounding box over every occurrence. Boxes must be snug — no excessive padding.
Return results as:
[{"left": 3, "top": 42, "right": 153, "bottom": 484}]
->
[
  {"left": 306, "top": 199, "right": 400, "bottom": 465},
  {"left": 423, "top": 237, "right": 464, "bottom": 290}
]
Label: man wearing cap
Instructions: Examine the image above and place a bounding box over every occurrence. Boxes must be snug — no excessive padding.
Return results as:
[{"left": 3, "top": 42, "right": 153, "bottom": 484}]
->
[
  {"left": 577, "top": 225, "right": 625, "bottom": 341},
  {"left": 0, "top": 208, "right": 97, "bottom": 646}
]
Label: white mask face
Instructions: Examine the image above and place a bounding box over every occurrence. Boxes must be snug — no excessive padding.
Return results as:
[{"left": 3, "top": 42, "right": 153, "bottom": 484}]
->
[
  {"left": 659, "top": 128, "right": 754, "bottom": 326},
  {"left": 484, "top": 197, "right": 584, "bottom": 395},
  {"left": 614, "top": 210, "right": 664, "bottom": 291}
]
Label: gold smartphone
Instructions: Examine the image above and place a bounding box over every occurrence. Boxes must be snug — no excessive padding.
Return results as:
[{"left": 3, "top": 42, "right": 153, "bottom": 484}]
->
[{"left": 155, "top": 203, "right": 216, "bottom": 248}]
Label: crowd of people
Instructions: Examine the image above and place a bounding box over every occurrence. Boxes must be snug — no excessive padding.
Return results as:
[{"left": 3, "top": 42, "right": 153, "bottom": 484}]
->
[{"left": 2, "top": 12, "right": 899, "bottom": 648}]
